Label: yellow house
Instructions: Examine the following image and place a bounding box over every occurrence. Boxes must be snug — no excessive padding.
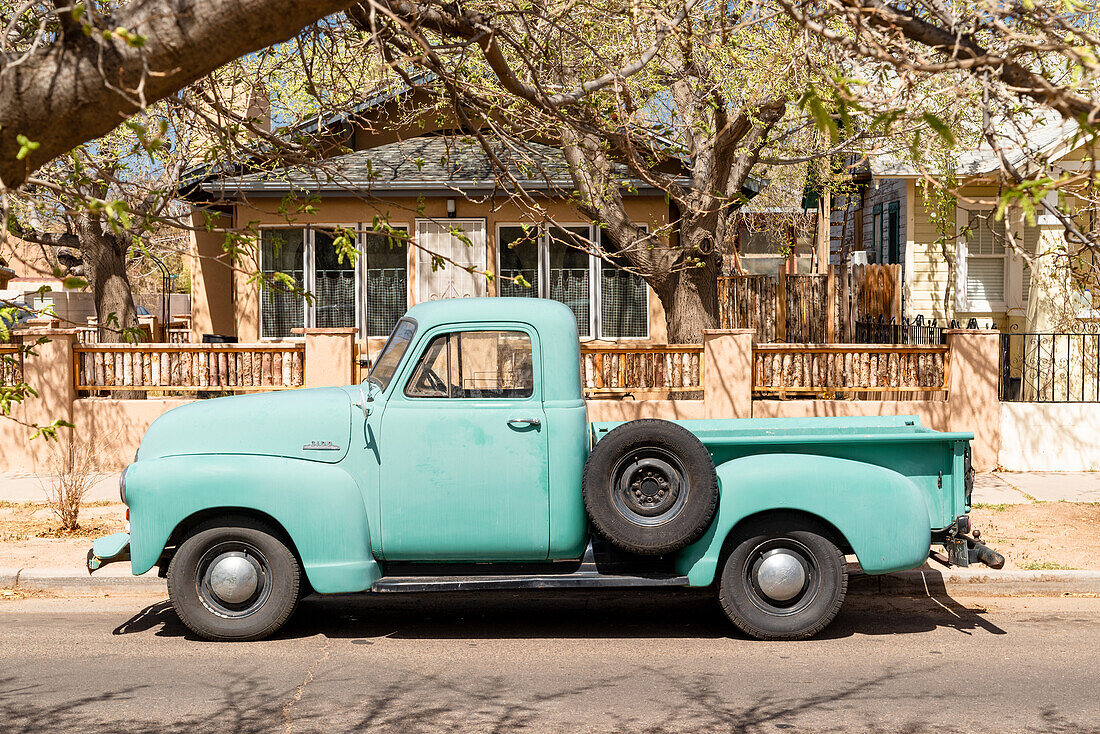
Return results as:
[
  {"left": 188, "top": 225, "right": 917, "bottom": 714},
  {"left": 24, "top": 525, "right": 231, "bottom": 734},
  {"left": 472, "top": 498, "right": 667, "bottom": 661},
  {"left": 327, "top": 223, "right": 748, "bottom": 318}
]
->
[{"left": 834, "top": 122, "right": 1096, "bottom": 332}]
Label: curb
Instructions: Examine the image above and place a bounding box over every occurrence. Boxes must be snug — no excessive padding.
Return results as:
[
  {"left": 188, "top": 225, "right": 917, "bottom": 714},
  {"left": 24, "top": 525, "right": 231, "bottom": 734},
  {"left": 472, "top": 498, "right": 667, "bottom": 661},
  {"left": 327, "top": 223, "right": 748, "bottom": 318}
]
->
[
  {"left": 4, "top": 566, "right": 1100, "bottom": 597},
  {"left": 849, "top": 568, "right": 1100, "bottom": 596},
  {"left": 1, "top": 567, "right": 164, "bottom": 595}
]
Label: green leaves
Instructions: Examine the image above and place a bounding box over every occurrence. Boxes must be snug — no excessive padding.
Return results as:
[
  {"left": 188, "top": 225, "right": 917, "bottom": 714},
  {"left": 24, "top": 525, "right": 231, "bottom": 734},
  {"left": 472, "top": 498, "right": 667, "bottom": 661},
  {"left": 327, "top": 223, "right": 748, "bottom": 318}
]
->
[
  {"left": 15, "top": 134, "right": 40, "bottom": 161},
  {"left": 921, "top": 113, "right": 956, "bottom": 148},
  {"left": 799, "top": 87, "right": 837, "bottom": 143}
]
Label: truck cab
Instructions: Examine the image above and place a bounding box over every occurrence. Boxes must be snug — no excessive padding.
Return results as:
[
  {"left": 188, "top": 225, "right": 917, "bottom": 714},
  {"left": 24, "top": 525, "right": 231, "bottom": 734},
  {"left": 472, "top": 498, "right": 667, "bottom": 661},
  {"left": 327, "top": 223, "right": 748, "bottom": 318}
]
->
[{"left": 90, "top": 298, "right": 1001, "bottom": 641}]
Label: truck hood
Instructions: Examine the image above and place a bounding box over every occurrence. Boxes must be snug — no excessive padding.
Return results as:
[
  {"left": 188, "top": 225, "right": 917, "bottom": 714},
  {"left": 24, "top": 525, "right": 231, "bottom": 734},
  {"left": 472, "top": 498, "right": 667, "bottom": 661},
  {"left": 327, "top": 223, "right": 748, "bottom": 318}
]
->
[{"left": 137, "top": 387, "right": 353, "bottom": 464}]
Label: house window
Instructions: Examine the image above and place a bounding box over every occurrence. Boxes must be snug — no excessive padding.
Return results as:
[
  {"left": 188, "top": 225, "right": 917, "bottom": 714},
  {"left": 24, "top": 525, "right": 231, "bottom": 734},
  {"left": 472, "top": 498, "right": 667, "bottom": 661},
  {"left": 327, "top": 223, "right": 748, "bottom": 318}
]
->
[
  {"left": 496, "top": 223, "right": 649, "bottom": 339},
  {"left": 598, "top": 227, "right": 648, "bottom": 338},
  {"left": 959, "top": 210, "right": 1007, "bottom": 310},
  {"left": 260, "top": 229, "right": 306, "bottom": 339},
  {"left": 416, "top": 219, "right": 488, "bottom": 301},
  {"left": 259, "top": 225, "right": 408, "bottom": 339},
  {"left": 362, "top": 229, "right": 408, "bottom": 336}
]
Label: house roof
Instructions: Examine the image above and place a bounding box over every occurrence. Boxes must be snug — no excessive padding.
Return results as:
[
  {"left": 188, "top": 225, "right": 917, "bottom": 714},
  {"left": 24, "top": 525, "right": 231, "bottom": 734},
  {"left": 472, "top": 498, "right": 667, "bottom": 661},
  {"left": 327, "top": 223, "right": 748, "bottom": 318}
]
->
[
  {"left": 199, "top": 134, "right": 671, "bottom": 197},
  {"left": 869, "top": 115, "right": 1081, "bottom": 178}
]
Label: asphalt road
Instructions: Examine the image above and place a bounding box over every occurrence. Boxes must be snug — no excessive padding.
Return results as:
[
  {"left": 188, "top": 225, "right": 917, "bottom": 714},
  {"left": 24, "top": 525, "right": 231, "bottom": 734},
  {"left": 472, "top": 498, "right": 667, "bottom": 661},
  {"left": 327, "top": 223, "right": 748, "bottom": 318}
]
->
[{"left": 2, "top": 588, "right": 1099, "bottom": 733}]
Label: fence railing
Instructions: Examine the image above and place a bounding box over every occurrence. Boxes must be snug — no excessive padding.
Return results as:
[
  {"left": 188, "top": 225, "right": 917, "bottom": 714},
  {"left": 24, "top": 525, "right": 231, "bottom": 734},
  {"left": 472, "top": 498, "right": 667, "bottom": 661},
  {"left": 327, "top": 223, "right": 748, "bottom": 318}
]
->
[
  {"left": 581, "top": 344, "right": 703, "bottom": 396},
  {"left": 1000, "top": 332, "right": 1100, "bottom": 402},
  {"left": 0, "top": 345, "right": 22, "bottom": 386},
  {"left": 753, "top": 343, "right": 950, "bottom": 396},
  {"left": 74, "top": 343, "right": 305, "bottom": 393}
]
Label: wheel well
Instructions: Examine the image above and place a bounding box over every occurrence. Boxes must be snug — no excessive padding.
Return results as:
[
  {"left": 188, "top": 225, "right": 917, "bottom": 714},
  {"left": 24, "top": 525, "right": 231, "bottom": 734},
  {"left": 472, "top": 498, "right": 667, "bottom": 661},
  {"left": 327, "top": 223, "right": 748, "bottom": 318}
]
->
[
  {"left": 159, "top": 507, "right": 308, "bottom": 588},
  {"left": 720, "top": 509, "right": 854, "bottom": 559}
]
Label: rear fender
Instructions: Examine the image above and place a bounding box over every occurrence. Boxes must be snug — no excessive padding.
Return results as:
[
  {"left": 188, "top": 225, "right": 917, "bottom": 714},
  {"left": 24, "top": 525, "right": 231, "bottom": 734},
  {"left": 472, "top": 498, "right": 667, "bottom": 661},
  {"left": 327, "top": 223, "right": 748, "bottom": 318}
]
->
[
  {"left": 675, "top": 453, "right": 931, "bottom": 585},
  {"left": 125, "top": 455, "right": 379, "bottom": 593}
]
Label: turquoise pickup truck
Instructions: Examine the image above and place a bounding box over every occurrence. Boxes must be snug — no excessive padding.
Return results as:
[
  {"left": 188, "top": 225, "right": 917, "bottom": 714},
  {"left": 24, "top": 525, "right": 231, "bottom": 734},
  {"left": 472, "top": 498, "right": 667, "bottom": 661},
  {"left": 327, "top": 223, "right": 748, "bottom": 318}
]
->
[{"left": 89, "top": 298, "right": 1001, "bottom": 641}]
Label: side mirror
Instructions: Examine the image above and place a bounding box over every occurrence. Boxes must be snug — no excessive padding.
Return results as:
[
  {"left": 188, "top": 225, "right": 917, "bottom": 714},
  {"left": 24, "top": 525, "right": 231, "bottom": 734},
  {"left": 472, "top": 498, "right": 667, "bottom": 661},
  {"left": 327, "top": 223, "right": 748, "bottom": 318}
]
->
[{"left": 356, "top": 382, "right": 376, "bottom": 418}]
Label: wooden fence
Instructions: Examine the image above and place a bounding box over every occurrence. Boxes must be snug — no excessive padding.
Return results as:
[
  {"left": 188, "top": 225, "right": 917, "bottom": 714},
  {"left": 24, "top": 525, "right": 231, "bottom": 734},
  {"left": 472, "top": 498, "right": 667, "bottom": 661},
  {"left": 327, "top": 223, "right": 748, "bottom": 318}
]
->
[
  {"left": 720, "top": 264, "right": 902, "bottom": 343},
  {"left": 74, "top": 343, "right": 305, "bottom": 393},
  {"left": 581, "top": 344, "right": 703, "bottom": 396},
  {"left": 0, "top": 345, "right": 22, "bottom": 386},
  {"left": 752, "top": 343, "right": 950, "bottom": 396}
]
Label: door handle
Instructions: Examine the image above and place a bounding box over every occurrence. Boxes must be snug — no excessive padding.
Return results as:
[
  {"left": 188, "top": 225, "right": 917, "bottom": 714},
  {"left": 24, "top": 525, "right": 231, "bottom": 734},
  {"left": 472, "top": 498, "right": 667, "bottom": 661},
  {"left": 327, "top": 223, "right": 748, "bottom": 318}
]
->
[{"left": 507, "top": 417, "right": 541, "bottom": 427}]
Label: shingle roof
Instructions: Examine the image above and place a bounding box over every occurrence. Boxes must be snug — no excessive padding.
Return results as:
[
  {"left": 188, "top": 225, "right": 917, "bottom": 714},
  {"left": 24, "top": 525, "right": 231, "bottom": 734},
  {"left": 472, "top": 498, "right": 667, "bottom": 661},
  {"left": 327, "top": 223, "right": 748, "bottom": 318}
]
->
[{"left": 200, "top": 134, "right": 654, "bottom": 196}]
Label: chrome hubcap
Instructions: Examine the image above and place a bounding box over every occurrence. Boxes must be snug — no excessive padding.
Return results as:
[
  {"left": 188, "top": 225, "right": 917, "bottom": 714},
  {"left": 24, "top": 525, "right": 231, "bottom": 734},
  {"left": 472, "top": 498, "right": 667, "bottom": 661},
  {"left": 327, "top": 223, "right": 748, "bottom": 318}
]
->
[
  {"left": 755, "top": 550, "right": 808, "bottom": 602},
  {"left": 208, "top": 553, "right": 259, "bottom": 604}
]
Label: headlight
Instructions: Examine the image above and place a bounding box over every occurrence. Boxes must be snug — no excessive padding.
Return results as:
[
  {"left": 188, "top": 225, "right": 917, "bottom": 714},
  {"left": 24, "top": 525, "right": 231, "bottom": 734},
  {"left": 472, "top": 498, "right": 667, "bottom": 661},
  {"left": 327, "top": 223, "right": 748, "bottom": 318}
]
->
[{"left": 119, "top": 465, "right": 129, "bottom": 505}]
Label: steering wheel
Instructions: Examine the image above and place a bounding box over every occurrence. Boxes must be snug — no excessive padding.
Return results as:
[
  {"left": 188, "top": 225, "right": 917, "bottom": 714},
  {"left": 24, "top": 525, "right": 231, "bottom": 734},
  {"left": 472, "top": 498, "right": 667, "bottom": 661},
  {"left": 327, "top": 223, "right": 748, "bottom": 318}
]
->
[{"left": 418, "top": 365, "right": 449, "bottom": 396}]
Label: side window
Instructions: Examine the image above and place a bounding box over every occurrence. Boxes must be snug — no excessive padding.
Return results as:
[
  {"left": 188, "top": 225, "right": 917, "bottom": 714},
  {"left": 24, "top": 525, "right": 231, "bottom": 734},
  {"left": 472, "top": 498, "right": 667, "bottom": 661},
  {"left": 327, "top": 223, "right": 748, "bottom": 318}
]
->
[{"left": 405, "top": 330, "right": 534, "bottom": 399}]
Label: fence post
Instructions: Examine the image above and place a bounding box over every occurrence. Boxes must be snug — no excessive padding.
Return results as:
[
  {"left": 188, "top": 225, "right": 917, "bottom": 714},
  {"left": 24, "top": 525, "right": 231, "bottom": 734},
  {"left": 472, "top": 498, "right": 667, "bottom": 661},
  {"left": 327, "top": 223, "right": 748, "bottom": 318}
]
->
[
  {"left": 946, "top": 329, "right": 1002, "bottom": 471},
  {"left": 18, "top": 323, "right": 78, "bottom": 470},
  {"left": 298, "top": 327, "right": 358, "bottom": 388},
  {"left": 826, "top": 265, "right": 837, "bottom": 343},
  {"left": 703, "top": 329, "right": 754, "bottom": 419},
  {"left": 775, "top": 265, "right": 787, "bottom": 342}
]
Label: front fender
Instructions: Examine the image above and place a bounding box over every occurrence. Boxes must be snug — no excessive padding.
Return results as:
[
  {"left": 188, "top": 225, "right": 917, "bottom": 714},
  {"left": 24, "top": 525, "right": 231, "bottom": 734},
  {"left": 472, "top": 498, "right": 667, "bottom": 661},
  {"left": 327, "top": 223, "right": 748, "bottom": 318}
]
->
[
  {"left": 125, "top": 455, "right": 379, "bottom": 593},
  {"left": 676, "top": 453, "right": 932, "bottom": 585}
]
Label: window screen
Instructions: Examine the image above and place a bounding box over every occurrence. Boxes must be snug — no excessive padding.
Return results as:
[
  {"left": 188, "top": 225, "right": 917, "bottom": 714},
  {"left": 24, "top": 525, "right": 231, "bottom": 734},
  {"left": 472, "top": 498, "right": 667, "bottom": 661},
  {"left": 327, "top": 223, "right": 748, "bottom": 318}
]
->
[
  {"left": 261, "top": 229, "right": 305, "bottom": 339},
  {"left": 314, "top": 229, "right": 356, "bottom": 329},
  {"left": 416, "top": 220, "right": 487, "bottom": 301},
  {"left": 364, "top": 229, "right": 408, "bottom": 336},
  {"left": 598, "top": 227, "right": 648, "bottom": 338},
  {"left": 548, "top": 227, "right": 592, "bottom": 337},
  {"left": 965, "top": 212, "right": 1007, "bottom": 305},
  {"left": 498, "top": 226, "right": 540, "bottom": 298},
  {"left": 406, "top": 330, "right": 534, "bottom": 399}
]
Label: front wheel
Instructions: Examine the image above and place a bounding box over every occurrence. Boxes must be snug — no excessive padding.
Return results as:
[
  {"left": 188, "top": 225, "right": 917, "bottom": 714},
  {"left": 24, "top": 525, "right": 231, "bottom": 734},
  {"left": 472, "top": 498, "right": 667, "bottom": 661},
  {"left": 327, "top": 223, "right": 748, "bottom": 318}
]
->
[
  {"left": 717, "top": 516, "right": 847, "bottom": 640},
  {"left": 167, "top": 517, "right": 301, "bottom": 641}
]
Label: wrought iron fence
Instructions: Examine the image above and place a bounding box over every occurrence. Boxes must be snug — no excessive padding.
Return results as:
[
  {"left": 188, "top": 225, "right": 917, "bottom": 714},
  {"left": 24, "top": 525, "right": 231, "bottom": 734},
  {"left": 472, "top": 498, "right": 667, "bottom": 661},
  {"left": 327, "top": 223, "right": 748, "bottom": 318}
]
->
[
  {"left": 1000, "top": 328, "right": 1100, "bottom": 402},
  {"left": 852, "top": 315, "right": 984, "bottom": 346}
]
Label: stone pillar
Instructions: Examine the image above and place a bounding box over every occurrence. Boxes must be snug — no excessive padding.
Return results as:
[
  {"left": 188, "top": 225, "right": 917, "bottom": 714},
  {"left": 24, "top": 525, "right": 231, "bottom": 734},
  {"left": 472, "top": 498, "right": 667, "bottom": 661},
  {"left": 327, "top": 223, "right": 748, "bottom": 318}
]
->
[
  {"left": 946, "top": 329, "right": 1001, "bottom": 471},
  {"left": 702, "top": 329, "right": 755, "bottom": 419},
  {"left": 19, "top": 325, "right": 79, "bottom": 469},
  {"left": 296, "top": 327, "right": 358, "bottom": 388}
]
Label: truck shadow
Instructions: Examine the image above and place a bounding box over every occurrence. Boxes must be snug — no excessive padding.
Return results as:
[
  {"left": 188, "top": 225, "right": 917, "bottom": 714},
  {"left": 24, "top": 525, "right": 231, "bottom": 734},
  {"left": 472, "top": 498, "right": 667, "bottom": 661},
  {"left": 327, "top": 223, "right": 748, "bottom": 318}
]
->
[{"left": 114, "top": 582, "right": 1005, "bottom": 641}]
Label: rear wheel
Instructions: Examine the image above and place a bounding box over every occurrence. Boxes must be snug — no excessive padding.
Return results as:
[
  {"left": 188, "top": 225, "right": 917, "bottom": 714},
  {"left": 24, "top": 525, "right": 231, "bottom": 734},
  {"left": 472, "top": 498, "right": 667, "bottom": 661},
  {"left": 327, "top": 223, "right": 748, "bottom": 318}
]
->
[
  {"left": 717, "top": 516, "right": 847, "bottom": 640},
  {"left": 167, "top": 517, "right": 300, "bottom": 641}
]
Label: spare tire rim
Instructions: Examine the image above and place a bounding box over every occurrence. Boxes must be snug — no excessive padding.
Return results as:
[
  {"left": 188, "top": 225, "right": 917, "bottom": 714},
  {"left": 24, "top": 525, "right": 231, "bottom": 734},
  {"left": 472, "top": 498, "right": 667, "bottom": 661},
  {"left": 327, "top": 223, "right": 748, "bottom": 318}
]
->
[
  {"left": 609, "top": 448, "right": 689, "bottom": 526},
  {"left": 743, "top": 538, "right": 819, "bottom": 617},
  {"left": 195, "top": 541, "right": 272, "bottom": 619}
]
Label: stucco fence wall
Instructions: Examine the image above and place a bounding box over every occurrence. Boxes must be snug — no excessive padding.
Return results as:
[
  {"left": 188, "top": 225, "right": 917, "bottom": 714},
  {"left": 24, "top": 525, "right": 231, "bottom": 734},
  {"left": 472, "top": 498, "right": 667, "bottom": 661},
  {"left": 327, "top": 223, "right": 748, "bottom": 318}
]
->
[
  {"left": 3, "top": 326, "right": 1003, "bottom": 472},
  {"left": 999, "top": 402, "right": 1100, "bottom": 471}
]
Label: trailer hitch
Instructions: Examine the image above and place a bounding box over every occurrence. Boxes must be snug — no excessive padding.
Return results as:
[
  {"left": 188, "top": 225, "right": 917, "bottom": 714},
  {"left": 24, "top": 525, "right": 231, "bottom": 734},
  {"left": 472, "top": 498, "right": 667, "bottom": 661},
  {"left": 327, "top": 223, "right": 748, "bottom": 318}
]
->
[{"left": 934, "top": 531, "right": 1005, "bottom": 570}]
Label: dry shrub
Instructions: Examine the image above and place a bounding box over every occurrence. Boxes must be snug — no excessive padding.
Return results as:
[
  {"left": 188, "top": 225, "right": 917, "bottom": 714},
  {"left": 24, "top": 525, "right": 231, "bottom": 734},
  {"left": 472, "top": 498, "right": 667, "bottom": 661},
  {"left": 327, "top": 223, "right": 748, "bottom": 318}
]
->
[{"left": 39, "top": 434, "right": 112, "bottom": 534}]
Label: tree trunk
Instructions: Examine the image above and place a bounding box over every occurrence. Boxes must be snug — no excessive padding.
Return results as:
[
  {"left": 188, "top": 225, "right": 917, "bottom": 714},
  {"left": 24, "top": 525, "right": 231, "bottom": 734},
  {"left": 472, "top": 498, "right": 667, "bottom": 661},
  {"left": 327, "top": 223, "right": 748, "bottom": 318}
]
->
[
  {"left": 655, "top": 261, "right": 720, "bottom": 343},
  {"left": 78, "top": 220, "right": 143, "bottom": 399}
]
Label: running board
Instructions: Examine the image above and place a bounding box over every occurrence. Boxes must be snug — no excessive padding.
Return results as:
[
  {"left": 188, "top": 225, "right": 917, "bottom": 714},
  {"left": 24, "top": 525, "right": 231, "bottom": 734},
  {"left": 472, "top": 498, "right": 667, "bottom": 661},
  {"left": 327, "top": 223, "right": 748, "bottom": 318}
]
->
[
  {"left": 372, "top": 538, "right": 689, "bottom": 593},
  {"left": 371, "top": 572, "right": 689, "bottom": 593}
]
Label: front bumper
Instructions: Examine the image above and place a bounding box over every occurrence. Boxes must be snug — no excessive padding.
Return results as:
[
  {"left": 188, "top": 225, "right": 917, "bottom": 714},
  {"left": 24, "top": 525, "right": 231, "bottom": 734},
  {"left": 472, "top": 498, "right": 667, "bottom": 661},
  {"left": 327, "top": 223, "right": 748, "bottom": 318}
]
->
[{"left": 87, "top": 532, "right": 131, "bottom": 574}]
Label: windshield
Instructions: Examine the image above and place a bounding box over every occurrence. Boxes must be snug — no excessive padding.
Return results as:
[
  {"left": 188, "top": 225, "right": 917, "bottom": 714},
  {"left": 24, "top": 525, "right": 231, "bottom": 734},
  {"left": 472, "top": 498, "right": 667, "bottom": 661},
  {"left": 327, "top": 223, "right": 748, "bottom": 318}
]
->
[{"left": 368, "top": 318, "right": 417, "bottom": 390}]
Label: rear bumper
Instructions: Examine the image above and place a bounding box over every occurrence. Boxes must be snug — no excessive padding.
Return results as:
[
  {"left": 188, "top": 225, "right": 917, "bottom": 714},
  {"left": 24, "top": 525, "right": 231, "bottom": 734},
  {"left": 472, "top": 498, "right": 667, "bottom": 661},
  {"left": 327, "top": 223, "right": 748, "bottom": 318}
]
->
[{"left": 87, "top": 532, "right": 131, "bottom": 574}]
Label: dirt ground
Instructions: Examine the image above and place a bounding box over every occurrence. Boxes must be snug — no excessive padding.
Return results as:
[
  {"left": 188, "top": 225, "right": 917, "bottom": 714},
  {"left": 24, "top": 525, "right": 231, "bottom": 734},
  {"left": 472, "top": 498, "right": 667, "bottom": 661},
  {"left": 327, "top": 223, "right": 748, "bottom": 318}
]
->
[
  {"left": 970, "top": 501, "right": 1100, "bottom": 571},
  {"left": 0, "top": 500, "right": 1098, "bottom": 573},
  {"left": 0, "top": 500, "right": 125, "bottom": 542}
]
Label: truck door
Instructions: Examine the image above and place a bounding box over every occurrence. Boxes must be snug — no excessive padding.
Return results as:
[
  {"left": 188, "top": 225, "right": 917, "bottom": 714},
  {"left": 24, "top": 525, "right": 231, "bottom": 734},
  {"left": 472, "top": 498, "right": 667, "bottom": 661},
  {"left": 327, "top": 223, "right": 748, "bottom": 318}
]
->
[{"left": 377, "top": 326, "right": 550, "bottom": 560}]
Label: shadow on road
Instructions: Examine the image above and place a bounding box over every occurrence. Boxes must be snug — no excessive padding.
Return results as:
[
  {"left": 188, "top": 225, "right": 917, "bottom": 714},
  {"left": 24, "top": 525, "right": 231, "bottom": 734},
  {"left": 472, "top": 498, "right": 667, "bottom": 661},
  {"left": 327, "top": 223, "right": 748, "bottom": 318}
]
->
[{"left": 112, "top": 582, "right": 1005, "bottom": 643}]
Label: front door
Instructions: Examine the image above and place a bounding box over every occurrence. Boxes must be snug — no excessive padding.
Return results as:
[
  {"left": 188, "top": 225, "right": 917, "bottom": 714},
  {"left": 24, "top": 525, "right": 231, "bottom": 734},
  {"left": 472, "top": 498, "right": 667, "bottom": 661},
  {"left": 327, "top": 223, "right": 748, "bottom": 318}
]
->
[{"left": 378, "top": 326, "right": 550, "bottom": 560}]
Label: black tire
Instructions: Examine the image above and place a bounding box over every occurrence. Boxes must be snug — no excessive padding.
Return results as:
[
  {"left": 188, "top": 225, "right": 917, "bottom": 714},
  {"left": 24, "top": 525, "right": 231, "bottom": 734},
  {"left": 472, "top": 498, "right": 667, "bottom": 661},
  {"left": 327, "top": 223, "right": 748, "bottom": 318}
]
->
[
  {"left": 582, "top": 419, "right": 718, "bottom": 555},
  {"left": 167, "top": 516, "right": 301, "bottom": 642},
  {"left": 717, "top": 514, "right": 847, "bottom": 640}
]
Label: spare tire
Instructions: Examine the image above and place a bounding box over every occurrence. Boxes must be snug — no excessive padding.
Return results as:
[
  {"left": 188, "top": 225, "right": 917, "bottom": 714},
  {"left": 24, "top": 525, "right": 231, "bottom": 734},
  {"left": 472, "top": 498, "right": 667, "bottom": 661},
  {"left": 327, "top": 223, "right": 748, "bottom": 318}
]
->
[{"left": 582, "top": 419, "right": 718, "bottom": 555}]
